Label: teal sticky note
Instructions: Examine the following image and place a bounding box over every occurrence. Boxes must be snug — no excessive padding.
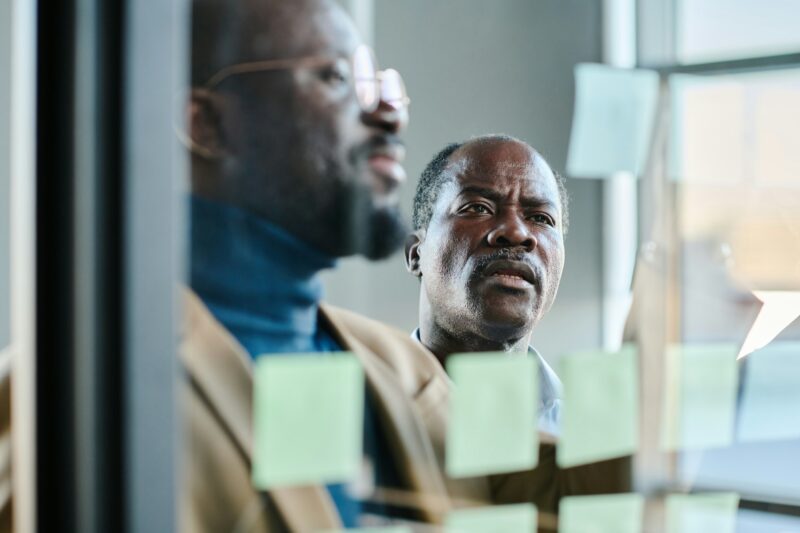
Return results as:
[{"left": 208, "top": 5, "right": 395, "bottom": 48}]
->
[
  {"left": 252, "top": 353, "right": 364, "bottom": 488},
  {"left": 665, "top": 493, "right": 739, "bottom": 533},
  {"left": 446, "top": 504, "right": 537, "bottom": 533},
  {"left": 446, "top": 354, "right": 538, "bottom": 478},
  {"left": 738, "top": 342, "right": 800, "bottom": 442},
  {"left": 566, "top": 63, "right": 659, "bottom": 177},
  {"left": 557, "top": 346, "right": 639, "bottom": 468},
  {"left": 559, "top": 493, "right": 644, "bottom": 533},
  {"left": 661, "top": 345, "right": 739, "bottom": 451}
]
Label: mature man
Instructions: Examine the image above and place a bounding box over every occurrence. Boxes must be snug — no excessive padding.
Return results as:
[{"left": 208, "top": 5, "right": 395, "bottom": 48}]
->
[
  {"left": 182, "top": 1, "right": 545, "bottom": 531},
  {"left": 405, "top": 134, "right": 567, "bottom": 434},
  {"left": 405, "top": 134, "right": 631, "bottom": 516}
]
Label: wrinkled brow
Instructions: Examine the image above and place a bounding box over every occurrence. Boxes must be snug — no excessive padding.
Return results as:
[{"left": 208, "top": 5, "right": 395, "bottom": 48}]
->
[{"left": 457, "top": 185, "right": 559, "bottom": 212}]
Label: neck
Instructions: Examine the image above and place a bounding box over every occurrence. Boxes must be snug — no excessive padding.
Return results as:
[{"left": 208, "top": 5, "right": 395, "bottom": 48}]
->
[
  {"left": 419, "top": 302, "right": 532, "bottom": 366},
  {"left": 189, "top": 195, "right": 336, "bottom": 355}
]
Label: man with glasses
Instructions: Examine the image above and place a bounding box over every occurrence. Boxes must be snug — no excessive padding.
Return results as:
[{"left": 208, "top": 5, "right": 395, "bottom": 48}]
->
[{"left": 182, "top": 0, "right": 470, "bottom": 531}]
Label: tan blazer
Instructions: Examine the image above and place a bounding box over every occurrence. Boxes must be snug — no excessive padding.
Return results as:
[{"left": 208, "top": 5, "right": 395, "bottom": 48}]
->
[
  {"left": 0, "top": 349, "right": 11, "bottom": 533},
  {"left": 179, "top": 290, "right": 630, "bottom": 533}
]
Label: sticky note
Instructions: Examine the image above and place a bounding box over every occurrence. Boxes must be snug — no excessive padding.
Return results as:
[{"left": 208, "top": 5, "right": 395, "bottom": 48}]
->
[
  {"left": 665, "top": 493, "right": 739, "bottom": 533},
  {"left": 738, "top": 342, "right": 800, "bottom": 442},
  {"left": 661, "top": 344, "right": 738, "bottom": 451},
  {"left": 559, "top": 493, "right": 644, "bottom": 533},
  {"left": 557, "top": 346, "right": 638, "bottom": 468},
  {"left": 566, "top": 63, "right": 659, "bottom": 177},
  {"left": 321, "top": 528, "right": 411, "bottom": 533},
  {"left": 252, "top": 353, "right": 364, "bottom": 488},
  {"left": 446, "top": 504, "right": 537, "bottom": 533},
  {"left": 446, "top": 354, "right": 538, "bottom": 478}
]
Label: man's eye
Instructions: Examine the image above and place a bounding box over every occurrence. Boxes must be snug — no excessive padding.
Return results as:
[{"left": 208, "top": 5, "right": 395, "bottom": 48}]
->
[
  {"left": 318, "top": 62, "right": 350, "bottom": 85},
  {"left": 530, "top": 213, "right": 555, "bottom": 226},
  {"left": 461, "top": 204, "right": 491, "bottom": 215}
]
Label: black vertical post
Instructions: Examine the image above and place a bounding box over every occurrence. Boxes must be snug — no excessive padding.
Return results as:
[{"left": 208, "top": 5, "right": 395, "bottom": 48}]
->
[
  {"left": 35, "top": 0, "right": 128, "bottom": 530},
  {"left": 35, "top": 0, "right": 78, "bottom": 529}
]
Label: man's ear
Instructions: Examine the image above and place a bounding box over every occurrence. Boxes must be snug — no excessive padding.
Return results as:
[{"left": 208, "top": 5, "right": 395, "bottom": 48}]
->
[
  {"left": 185, "top": 88, "right": 228, "bottom": 159},
  {"left": 404, "top": 230, "right": 425, "bottom": 278}
]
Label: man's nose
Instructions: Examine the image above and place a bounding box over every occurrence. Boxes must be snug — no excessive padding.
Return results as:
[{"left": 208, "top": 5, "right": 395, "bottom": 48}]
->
[
  {"left": 361, "top": 98, "right": 409, "bottom": 134},
  {"left": 487, "top": 213, "right": 537, "bottom": 250}
]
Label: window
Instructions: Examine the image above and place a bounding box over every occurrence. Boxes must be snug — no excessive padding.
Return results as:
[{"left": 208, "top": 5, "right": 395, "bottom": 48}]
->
[
  {"left": 676, "top": 0, "right": 800, "bottom": 63},
  {"left": 638, "top": 0, "right": 800, "bottom": 527}
]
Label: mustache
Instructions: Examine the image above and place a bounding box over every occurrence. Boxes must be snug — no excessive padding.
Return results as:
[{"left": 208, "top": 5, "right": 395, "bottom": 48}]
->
[
  {"left": 472, "top": 249, "right": 542, "bottom": 284},
  {"left": 352, "top": 134, "right": 405, "bottom": 159}
]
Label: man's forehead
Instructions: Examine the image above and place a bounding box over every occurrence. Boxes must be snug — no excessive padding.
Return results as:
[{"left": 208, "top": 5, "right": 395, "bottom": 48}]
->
[
  {"left": 446, "top": 142, "right": 558, "bottom": 197},
  {"left": 245, "top": 0, "right": 361, "bottom": 60}
]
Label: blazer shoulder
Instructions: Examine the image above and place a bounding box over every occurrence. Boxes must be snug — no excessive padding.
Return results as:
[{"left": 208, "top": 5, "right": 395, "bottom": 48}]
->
[
  {"left": 319, "top": 304, "right": 448, "bottom": 390},
  {"left": 321, "top": 304, "right": 410, "bottom": 341}
]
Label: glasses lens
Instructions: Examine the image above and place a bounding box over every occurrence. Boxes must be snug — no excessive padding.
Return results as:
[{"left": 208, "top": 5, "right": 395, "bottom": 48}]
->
[
  {"left": 380, "top": 69, "right": 408, "bottom": 110},
  {"left": 353, "top": 45, "right": 379, "bottom": 112}
]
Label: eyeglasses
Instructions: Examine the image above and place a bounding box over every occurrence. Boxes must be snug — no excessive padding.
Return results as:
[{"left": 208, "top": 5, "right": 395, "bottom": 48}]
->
[{"left": 203, "top": 44, "right": 410, "bottom": 113}]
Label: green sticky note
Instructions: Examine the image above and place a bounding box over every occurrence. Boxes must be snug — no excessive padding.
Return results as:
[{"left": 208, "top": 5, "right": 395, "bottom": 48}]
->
[
  {"left": 559, "top": 493, "right": 644, "bottom": 533},
  {"left": 567, "top": 63, "right": 659, "bottom": 177},
  {"left": 738, "top": 342, "right": 800, "bottom": 442},
  {"left": 446, "top": 504, "right": 537, "bottom": 533},
  {"left": 320, "top": 528, "right": 412, "bottom": 533},
  {"left": 665, "top": 493, "right": 739, "bottom": 533},
  {"left": 661, "top": 345, "right": 738, "bottom": 451},
  {"left": 446, "top": 353, "right": 538, "bottom": 478},
  {"left": 557, "top": 346, "right": 639, "bottom": 468},
  {"left": 252, "top": 353, "right": 364, "bottom": 488}
]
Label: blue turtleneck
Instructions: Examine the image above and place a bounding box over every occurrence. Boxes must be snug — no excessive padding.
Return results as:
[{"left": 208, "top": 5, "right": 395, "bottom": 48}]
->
[
  {"left": 190, "top": 195, "right": 341, "bottom": 355},
  {"left": 189, "top": 195, "right": 382, "bottom": 527}
]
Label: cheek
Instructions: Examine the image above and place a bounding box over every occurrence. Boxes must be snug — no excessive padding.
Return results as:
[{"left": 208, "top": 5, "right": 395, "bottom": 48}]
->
[
  {"left": 423, "top": 238, "right": 471, "bottom": 285},
  {"left": 329, "top": 104, "right": 364, "bottom": 157},
  {"left": 542, "top": 240, "right": 566, "bottom": 289}
]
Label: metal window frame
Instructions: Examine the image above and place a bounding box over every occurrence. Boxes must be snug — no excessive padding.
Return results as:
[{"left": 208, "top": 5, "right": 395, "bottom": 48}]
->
[
  {"left": 643, "top": 51, "right": 800, "bottom": 76},
  {"left": 32, "top": 0, "right": 188, "bottom": 530}
]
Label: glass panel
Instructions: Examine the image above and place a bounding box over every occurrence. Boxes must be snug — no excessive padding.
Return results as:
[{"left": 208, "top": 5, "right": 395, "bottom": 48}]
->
[
  {"left": 671, "top": 68, "right": 800, "bottom": 504},
  {"left": 179, "top": 1, "right": 800, "bottom": 531},
  {"left": 676, "top": 0, "right": 800, "bottom": 63},
  {"left": 180, "top": 1, "right": 629, "bottom": 530}
]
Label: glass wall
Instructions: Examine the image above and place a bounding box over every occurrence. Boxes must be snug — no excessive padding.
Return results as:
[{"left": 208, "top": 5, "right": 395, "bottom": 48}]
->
[
  {"left": 633, "top": 2, "right": 800, "bottom": 530},
  {"left": 2, "top": 0, "right": 799, "bottom": 531}
]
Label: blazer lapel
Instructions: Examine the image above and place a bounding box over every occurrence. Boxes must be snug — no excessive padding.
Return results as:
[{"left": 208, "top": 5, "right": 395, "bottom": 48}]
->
[
  {"left": 180, "top": 289, "right": 341, "bottom": 532},
  {"left": 320, "top": 305, "right": 460, "bottom": 523}
]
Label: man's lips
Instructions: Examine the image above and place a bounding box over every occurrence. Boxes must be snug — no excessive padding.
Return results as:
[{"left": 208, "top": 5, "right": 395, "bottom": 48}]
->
[
  {"left": 481, "top": 260, "right": 537, "bottom": 290},
  {"left": 367, "top": 144, "right": 406, "bottom": 185}
]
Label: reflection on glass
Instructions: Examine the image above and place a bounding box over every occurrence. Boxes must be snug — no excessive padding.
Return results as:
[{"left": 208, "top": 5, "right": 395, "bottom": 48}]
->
[
  {"left": 738, "top": 342, "right": 800, "bottom": 443},
  {"left": 739, "top": 292, "right": 800, "bottom": 357}
]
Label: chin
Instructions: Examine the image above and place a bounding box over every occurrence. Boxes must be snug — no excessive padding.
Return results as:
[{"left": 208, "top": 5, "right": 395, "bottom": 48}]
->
[
  {"left": 477, "top": 309, "right": 533, "bottom": 340},
  {"left": 353, "top": 206, "right": 407, "bottom": 260}
]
